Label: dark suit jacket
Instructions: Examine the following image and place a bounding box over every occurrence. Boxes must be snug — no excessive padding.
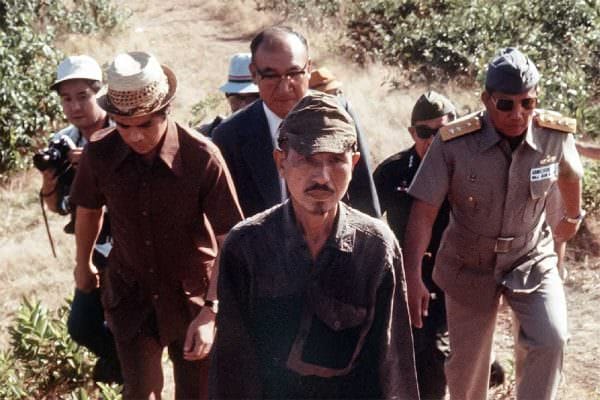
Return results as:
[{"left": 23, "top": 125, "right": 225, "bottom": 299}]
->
[{"left": 211, "top": 99, "right": 381, "bottom": 218}]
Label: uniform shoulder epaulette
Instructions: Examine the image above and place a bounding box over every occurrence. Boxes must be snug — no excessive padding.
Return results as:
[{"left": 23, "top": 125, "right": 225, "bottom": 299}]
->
[
  {"left": 439, "top": 111, "right": 482, "bottom": 142},
  {"left": 534, "top": 109, "right": 576, "bottom": 134},
  {"left": 90, "top": 126, "right": 117, "bottom": 142}
]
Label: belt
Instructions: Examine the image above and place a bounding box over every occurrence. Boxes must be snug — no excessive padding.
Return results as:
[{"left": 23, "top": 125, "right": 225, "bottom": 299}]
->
[{"left": 452, "top": 219, "right": 541, "bottom": 255}]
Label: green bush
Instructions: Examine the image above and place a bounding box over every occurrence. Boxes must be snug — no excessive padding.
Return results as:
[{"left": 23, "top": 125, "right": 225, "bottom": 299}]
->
[
  {"left": 0, "top": 298, "right": 122, "bottom": 399},
  {"left": 0, "top": 0, "right": 130, "bottom": 180}
]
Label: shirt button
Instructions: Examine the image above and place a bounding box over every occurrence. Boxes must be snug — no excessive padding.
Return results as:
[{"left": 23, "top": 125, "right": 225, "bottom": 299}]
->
[
  {"left": 468, "top": 196, "right": 474, "bottom": 202},
  {"left": 145, "top": 240, "right": 152, "bottom": 246},
  {"left": 142, "top": 210, "right": 148, "bottom": 216},
  {"left": 152, "top": 294, "right": 159, "bottom": 300}
]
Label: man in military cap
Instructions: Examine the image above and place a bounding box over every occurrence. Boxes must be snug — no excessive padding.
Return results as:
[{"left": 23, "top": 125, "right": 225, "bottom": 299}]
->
[
  {"left": 403, "top": 48, "right": 584, "bottom": 399},
  {"left": 374, "top": 91, "right": 454, "bottom": 399},
  {"left": 212, "top": 92, "right": 419, "bottom": 399}
]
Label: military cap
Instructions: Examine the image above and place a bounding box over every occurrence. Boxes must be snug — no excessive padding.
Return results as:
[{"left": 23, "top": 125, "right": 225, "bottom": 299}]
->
[
  {"left": 277, "top": 92, "right": 356, "bottom": 156},
  {"left": 411, "top": 90, "right": 456, "bottom": 125},
  {"left": 485, "top": 47, "right": 540, "bottom": 94}
]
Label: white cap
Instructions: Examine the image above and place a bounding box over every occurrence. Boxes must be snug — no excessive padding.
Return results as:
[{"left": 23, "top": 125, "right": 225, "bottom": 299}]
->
[
  {"left": 51, "top": 55, "right": 103, "bottom": 90},
  {"left": 219, "top": 53, "right": 259, "bottom": 94}
]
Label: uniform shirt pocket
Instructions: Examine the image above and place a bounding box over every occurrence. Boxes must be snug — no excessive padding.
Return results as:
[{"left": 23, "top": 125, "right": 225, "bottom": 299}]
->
[{"left": 286, "top": 287, "right": 371, "bottom": 377}]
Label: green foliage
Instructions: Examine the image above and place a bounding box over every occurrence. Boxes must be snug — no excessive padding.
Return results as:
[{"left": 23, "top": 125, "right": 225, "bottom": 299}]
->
[
  {"left": 0, "top": 0, "right": 130, "bottom": 180},
  {"left": 0, "top": 297, "right": 122, "bottom": 399},
  {"left": 188, "top": 93, "right": 227, "bottom": 129},
  {"left": 582, "top": 161, "right": 600, "bottom": 217},
  {"left": 343, "top": 0, "right": 599, "bottom": 122}
]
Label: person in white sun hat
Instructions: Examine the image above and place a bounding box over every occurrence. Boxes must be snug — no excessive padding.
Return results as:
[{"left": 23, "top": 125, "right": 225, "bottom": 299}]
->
[
  {"left": 37, "top": 54, "right": 122, "bottom": 384},
  {"left": 197, "top": 52, "right": 260, "bottom": 136},
  {"left": 69, "top": 51, "right": 244, "bottom": 399}
]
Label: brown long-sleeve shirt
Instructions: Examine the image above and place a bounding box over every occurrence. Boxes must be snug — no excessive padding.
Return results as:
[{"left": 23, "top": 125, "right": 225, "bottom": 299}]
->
[{"left": 70, "top": 120, "right": 243, "bottom": 344}]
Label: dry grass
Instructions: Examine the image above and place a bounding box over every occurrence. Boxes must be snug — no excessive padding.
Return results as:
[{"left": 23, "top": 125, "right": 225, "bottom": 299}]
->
[{"left": 2, "top": 0, "right": 600, "bottom": 398}]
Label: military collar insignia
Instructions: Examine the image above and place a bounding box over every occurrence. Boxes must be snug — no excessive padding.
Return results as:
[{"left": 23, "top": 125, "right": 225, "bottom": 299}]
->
[{"left": 439, "top": 111, "right": 482, "bottom": 142}]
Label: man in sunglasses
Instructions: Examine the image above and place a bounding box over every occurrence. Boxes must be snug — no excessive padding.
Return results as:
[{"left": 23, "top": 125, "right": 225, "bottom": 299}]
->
[
  {"left": 211, "top": 26, "right": 380, "bottom": 219},
  {"left": 403, "top": 48, "right": 584, "bottom": 400},
  {"left": 374, "top": 91, "right": 455, "bottom": 399}
]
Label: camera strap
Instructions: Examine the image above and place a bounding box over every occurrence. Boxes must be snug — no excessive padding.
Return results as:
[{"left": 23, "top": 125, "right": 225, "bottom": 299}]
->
[{"left": 39, "top": 192, "right": 57, "bottom": 258}]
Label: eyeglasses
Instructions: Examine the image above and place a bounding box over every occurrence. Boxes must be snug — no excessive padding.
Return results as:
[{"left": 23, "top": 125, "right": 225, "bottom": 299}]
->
[
  {"left": 491, "top": 95, "right": 537, "bottom": 112},
  {"left": 255, "top": 63, "right": 308, "bottom": 84},
  {"left": 413, "top": 125, "right": 439, "bottom": 139}
]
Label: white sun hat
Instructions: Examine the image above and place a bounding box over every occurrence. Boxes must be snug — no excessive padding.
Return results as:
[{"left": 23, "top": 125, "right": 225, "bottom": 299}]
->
[
  {"left": 97, "top": 51, "right": 177, "bottom": 117},
  {"left": 51, "top": 55, "right": 103, "bottom": 90},
  {"left": 219, "top": 53, "right": 259, "bottom": 94}
]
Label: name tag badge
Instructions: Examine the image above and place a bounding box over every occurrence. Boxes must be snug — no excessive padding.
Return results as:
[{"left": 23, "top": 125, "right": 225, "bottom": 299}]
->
[{"left": 530, "top": 163, "right": 558, "bottom": 182}]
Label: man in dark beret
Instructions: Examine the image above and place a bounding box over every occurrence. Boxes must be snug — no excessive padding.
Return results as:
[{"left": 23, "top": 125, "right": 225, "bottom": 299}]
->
[
  {"left": 211, "top": 92, "right": 419, "bottom": 399},
  {"left": 403, "top": 48, "right": 584, "bottom": 399}
]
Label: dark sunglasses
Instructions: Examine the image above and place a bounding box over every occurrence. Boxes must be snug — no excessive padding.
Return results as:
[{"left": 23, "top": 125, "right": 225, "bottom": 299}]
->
[
  {"left": 414, "top": 125, "right": 439, "bottom": 139},
  {"left": 491, "top": 95, "right": 537, "bottom": 112}
]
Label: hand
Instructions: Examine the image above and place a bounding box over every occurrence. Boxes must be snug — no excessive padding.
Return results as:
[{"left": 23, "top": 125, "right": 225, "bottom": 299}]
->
[
  {"left": 68, "top": 147, "right": 84, "bottom": 166},
  {"left": 74, "top": 262, "right": 99, "bottom": 293},
  {"left": 553, "top": 218, "right": 580, "bottom": 243},
  {"left": 183, "top": 307, "right": 216, "bottom": 361},
  {"left": 407, "top": 277, "right": 430, "bottom": 328}
]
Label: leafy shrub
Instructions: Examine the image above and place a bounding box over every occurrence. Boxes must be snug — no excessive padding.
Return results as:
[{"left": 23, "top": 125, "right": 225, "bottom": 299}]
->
[
  {"left": 0, "top": 298, "right": 122, "bottom": 399},
  {"left": 582, "top": 161, "right": 600, "bottom": 217},
  {"left": 0, "top": 0, "right": 130, "bottom": 180},
  {"left": 188, "top": 93, "right": 227, "bottom": 129}
]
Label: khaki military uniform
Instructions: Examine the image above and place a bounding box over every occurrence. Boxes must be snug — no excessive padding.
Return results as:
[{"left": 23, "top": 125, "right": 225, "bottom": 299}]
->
[{"left": 408, "top": 109, "right": 583, "bottom": 400}]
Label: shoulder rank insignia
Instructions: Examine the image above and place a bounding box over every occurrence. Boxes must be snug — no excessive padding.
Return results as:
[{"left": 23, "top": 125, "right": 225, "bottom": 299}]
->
[
  {"left": 535, "top": 109, "right": 576, "bottom": 134},
  {"left": 90, "top": 126, "right": 117, "bottom": 142},
  {"left": 439, "top": 111, "right": 482, "bottom": 142}
]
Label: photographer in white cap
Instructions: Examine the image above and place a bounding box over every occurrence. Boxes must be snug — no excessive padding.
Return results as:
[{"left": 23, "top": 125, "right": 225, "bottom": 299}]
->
[
  {"left": 36, "top": 55, "right": 121, "bottom": 383},
  {"left": 69, "top": 51, "right": 243, "bottom": 399}
]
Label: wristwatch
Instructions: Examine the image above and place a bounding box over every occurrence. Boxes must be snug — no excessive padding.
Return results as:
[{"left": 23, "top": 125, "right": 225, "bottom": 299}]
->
[
  {"left": 203, "top": 299, "right": 219, "bottom": 314},
  {"left": 562, "top": 210, "right": 586, "bottom": 225}
]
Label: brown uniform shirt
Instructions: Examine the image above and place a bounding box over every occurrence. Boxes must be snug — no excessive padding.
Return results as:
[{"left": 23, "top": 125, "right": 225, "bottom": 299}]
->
[
  {"left": 70, "top": 120, "right": 243, "bottom": 344},
  {"left": 408, "top": 110, "right": 583, "bottom": 309}
]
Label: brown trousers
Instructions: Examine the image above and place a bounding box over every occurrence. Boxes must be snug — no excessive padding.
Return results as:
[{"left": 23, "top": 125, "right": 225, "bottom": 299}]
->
[{"left": 114, "top": 314, "right": 209, "bottom": 399}]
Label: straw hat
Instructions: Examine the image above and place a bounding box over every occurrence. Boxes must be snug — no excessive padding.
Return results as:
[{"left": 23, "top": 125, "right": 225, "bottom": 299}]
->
[
  {"left": 51, "top": 55, "right": 103, "bottom": 90},
  {"left": 98, "top": 51, "right": 177, "bottom": 117},
  {"left": 219, "top": 53, "right": 258, "bottom": 94},
  {"left": 309, "top": 67, "right": 342, "bottom": 94}
]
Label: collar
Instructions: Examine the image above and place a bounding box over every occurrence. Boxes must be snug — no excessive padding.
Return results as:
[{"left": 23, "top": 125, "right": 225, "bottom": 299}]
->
[
  {"left": 479, "top": 112, "right": 539, "bottom": 153},
  {"left": 112, "top": 118, "right": 183, "bottom": 176},
  {"left": 157, "top": 120, "right": 183, "bottom": 175},
  {"left": 282, "top": 200, "right": 354, "bottom": 254},
  {"left": 262, "top": 103, "right": 283, "bottom": 146}
]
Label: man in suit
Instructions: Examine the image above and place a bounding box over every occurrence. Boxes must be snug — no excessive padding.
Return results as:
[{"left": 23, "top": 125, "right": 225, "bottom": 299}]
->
[{"left": 211, "top": 26, "right": 380, "bottom": 218}]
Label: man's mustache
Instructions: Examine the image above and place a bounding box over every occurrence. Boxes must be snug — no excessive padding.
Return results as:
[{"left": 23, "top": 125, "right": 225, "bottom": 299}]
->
[{"left": 304, "top": 183, "right": 334, "bottom": 193}]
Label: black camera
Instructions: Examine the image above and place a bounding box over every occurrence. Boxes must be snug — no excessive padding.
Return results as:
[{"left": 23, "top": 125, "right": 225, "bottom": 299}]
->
[{"left": 33, "top": 135, "right": 76, "bottom": 176}]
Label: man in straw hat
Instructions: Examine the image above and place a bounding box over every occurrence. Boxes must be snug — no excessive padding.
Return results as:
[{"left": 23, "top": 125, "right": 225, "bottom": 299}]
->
[
  {"left": 70, "top": 51, "right": 243, "bottom": 399},
  {"left": 211, "top": 26, "right": 380, "bottom": 219},
  {"left": 39, "top": 54, "right": 121, "bottom": 383},
  {"left": 403, "top": 48, "right": 584, "bottom": 399},
  {"left": 212, "top": 92, "right": 419, "bottom": 399}
]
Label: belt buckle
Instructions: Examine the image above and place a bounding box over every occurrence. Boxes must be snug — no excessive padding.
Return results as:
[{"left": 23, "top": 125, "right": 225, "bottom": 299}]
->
[{"left": 494, "top": 237, "right": 514, "bottom": 253}]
